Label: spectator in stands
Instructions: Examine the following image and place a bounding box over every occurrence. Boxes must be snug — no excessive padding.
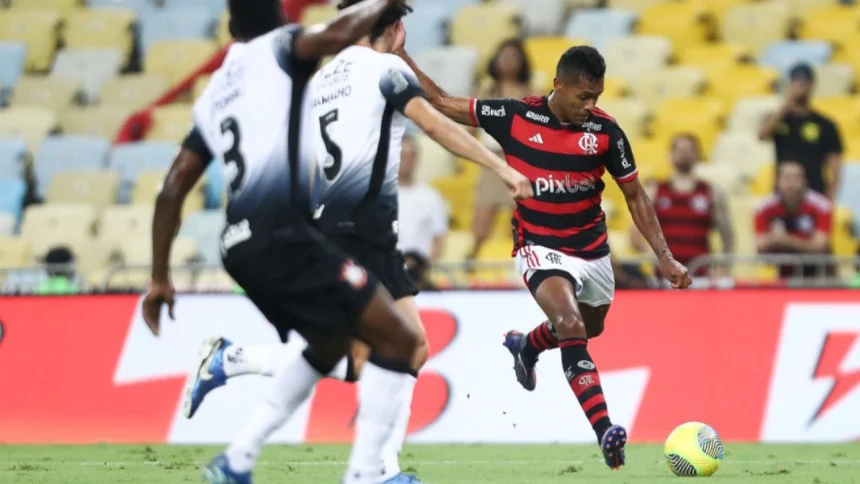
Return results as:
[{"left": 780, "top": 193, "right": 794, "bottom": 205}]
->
[
  {"left": 37, "top": 246, "right": 79, "bottom": 295},
  {"left": 469, "top": 39, "right": 533, "bottom": 262},
  {"left": 759, "top": 63, "right": 843, "bottom": 200},
  {"left": 397, "top": 136, "right": 448, "bottom": 291},
  {"left": 755, "top": 161, "right": 833, "bottom": 279},
  {"left": 630, "top": 133, "right": 734, "bottom": 276}
]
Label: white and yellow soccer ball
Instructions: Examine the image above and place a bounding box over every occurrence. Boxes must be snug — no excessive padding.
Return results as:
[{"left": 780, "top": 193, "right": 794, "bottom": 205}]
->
[{"left": 664, "top": 422, "right": 724, "bottom": 477}]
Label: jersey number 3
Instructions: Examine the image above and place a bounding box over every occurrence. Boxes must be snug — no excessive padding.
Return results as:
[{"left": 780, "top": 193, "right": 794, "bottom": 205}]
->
[
  {"left": 221, "top": 117, "right": 246, "bottom": 195},
  {"left": 319, "top": 109, "right": 342, "bottom": 181}
]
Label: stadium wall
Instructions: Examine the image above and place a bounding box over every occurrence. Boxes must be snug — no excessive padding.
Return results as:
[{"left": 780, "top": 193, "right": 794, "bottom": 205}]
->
[{"left": 1, "top": 291, "right": 859, "bottom": 444}]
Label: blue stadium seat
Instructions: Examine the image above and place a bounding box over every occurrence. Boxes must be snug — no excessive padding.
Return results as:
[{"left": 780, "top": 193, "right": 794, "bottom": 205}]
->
[
  {"left": 179, "top": 209, "right": 226, "bottom": 264},
  {"left": 0, "top": 138, "right": 28, "bottom": 180},
  {"left": 837, "top": 164, "right": 860, "bottom": 229},
  {"left": 403, "top": 4, "right": 447, "bottom": 53},
  {"left": 564, "top": 9, "right": 638, "bottom": 49},
  {"left": 162, "top": 0, "right": 227, "bottom": 15},
  {"left": 86, "top": 0, "right": 151, "bottom": 11},
  {"left": 0, "top": 178, "right": 26, "bottom": 225},
  {"left": 431, "top": 0, "right": 481, "bottom": 17},
  {"left": 204, "top": 158, "right": 224, "bottom": 209},
  {"left": 759, "top": 40, "right": 832, "bottom": 78},
  {"left": 0, "top": 42, "right": 27, "bottom": 103},
  {"left": 109, "top": 141, "right": 178, "bottom": 202},
  {"left": 139, "top": 7, "right": 217, "bottom": 52},
  {"left": 34, "top": 136, "right": 111, "bottom": 198},
  {"left": 3, "top": 269, "right": 47, "bottom": 294}
]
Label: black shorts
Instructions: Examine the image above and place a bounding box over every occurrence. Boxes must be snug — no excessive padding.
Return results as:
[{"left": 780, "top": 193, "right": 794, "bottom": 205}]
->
[
  {"left": 222, "top": 224, "right": 378, "bottom": 343},
  {"left": 329, "top": 235, "right": 419, "bottom": 301}
]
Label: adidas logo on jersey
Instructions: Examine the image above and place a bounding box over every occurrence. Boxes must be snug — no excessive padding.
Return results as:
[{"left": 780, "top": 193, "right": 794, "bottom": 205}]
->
[{"left": 529, "top": 134, "right": 544, "bottom": 144}]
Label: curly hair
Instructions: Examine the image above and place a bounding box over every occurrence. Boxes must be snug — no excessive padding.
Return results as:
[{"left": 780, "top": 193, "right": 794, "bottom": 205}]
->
[
  {"left": 487, "top": 38, "right": 532, "bottom": 85},
  {"left": 337, "top": 0, "right": 413, "bottom": 42}
]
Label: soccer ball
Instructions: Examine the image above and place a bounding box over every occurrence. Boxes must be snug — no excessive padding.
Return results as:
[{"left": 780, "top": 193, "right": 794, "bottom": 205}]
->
[{"left": 664, "top": 422, "right": 724, "bottom": 477}]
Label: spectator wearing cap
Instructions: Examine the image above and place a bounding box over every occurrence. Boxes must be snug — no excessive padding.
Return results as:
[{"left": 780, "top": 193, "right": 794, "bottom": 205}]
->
[
  {"left": 37, "top": 246, "right": 80, "bottom": 295},
  {"left": 759, "top": 63, "right": 844, "bottom": 200}
]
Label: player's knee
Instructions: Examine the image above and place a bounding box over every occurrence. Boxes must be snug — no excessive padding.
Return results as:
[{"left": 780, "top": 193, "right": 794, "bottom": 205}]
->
[{"left": 553, "top": 314, "right": 587, "bottom": 339}]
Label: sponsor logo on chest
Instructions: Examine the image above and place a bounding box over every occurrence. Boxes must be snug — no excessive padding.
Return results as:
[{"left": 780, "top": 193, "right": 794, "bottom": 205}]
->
[{"left": 535, "top": 174, "right": 597, "bottom": 196}]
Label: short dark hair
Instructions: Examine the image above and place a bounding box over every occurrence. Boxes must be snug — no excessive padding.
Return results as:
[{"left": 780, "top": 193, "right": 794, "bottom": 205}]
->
[
  {"left": 556, "top": 45, "right": 606, "bottom": 83},
  {"left": 228, "top": 0, "right": 284, "bottom": 41},
  {"left": 671, "top": 132, "right": 701, "bottom": 153},
  {"left": 487, "top": 38, "right": 532, "bottom": 86},
  {"left": 337, "top": 0, "right": 412, "bottom": 42}
]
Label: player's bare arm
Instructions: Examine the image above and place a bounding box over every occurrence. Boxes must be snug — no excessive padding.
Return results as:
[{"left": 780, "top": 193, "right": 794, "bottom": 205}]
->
[
  {"left": 143, "top": 147, "right": 207, "bottom": 336},
  {"left": 629, "top": 180, "right": 658, "bottom": 253},
  {"left": 620, "top": 178, "right": 692, "bottom": 289},
  {"left": 293, "top": 0, "right": 401, "bottom": 60},
  {"left": 394, "top": 47, "right": 474, "bottom": 126},
  {"left": 402, "top": 96, "right": 532, "bottom": 200}
]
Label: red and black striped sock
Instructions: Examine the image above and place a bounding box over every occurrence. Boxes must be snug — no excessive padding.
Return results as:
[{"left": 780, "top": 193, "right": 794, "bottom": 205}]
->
[
  {"left": 521, "top": 320, "right": 558, "bottom": 361},
  {"left": 560, "top": 337, "right": 612, "bottom": 441}
]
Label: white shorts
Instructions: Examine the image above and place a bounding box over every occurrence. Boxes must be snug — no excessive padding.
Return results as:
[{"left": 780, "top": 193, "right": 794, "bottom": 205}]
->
[{"left": 515, "top": 245, "right": 615, "bottom": 307}]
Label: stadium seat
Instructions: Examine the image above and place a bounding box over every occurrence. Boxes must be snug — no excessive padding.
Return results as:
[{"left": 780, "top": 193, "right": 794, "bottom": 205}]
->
[
  {"left": 605, "top": 0, "right": 665, "bottom": 13},
  {"left": 438, "top": 230, "right": 474, "bottom": 264},
  {"left": 9, "top": 0, "right": 80, "bottom": 13},
  {"left": 603, "top": 36, "right": 672, "bottom": 82},
  {"left": 139, "top": 7, "right": 217, "bottom": 53},
  {"left": 637, "top": 0, "right": 710, "bottom": 51},
  {"left": 0, "top": 107, "right": 58, "bottom": 153},
  {"left": 0, "top": 138, "right": 29, "bottom": 180},
  {"left": 628, "top": 137, "right": 673, "bottom": 181},
  {"left": 675, "top": 43, "right": 749, "bottom": 76},
  {"left": 193, "top": 75, "right": 210, "bottom": 99},
  {"left": 0, "top": 42, "right": 27, "bottom": 99},
  {"left": 109, "top": 141, "right": 179, "bottom": 202},
  {"left": 0, "top": 8, "right": 61, "bottom": 72},
  {"left": 51, "top": 48, "right": 125, "bottom": 103},
  {"left": 132, "top": 170, "right": 205, "bottom": 214},
  {"left": 34, "top": 136, "right": 111, "bottom": 198},
  {"left": 786, "top": 0, "right": 842, "bottom": 18},
  {"left": 146, "top": 105, "right": 193, "bottom": 142},
  {"left": 0, "top": 212, "right": 14, "bottom": 236},
  {"left": 162, "top": 0, "right": 227, "bottom": 14},
  {"left": 502, "top": 0, "right": 565, "bottom": 35},
  {"left": 728, "top": 195, "right": 758, "bottom": 257},
  {"left": 402, "top": 4, "right": 448, "bottom": 53},
  {"left": 87, "top": 0, "right": 150, "bottom": 10},
  {"left": 424, "top": 0, "right": 481, "bottom": 18},
  {"left": 705, "top": 64, "right": 778, "bottom": 105},
  {"left": 595, "top": 99, "right": 650, "bottom": 139},
  {"left": 10, "top": 76, "right": 80, "bottom": 110},
  {"left": 750, "top": 163, "right": 775, "bottom": 196},
  {"left": 832, "top": 205, "right": 858, "bottom": 261},
  {"left": 837, "top": 164, "right": 860, "bottom": 229},
  {"left": 46, "top": 171, "right": 120, "bottom": 209},
  {"left": 414, "top": 133, "right": 456, "bottom": 184},
  {"left": 0, "top": 236, "right": 30, "bottom": 269},
  {"left": 145, "top": 40, "right": 219, "bottom": 85},
  {"left": 179, "top": 210, "right": 226, "bottom": 265},
  {"left": 629, "top": 66, "right": 706, "bottom": 110},
  {"left": 0, "top": 178, "right": 26, "bottom": 225},
  {"left": 60, "top": 105, "right": 133, "bottom": 140},
  {"left": 727, "top": 95, "right": 781, "bottom": 133},
  {"left": 450, "top": 3, "right": 522, "bottom": 67},
  {"left": 797, "top": 4, "right": 860, "bottom": 50},
  {"left": 813, "top": 63, "right": 855, "bottom": 98},
  {"left": 759, "top": 40, "right": 832, "bottom": 78},
  {"left": 651, "top": 97, "right": 726, "bottom": 154},
  {"left": 601, "top": 77, "right": 628, "bottom": 100},
  {"left": 121, "top": 236, "right": 198, "bottom": 266},
  {"left": 722, "top": 2, "right": 792, "bottom": 56},
  {"left": 413, "top": 47, "right": 479, "bottom": 98},
  {"left": 432, "top": 175, "right": 476, "bottom": 231},
  {"left": 814, "top": 97, "right": 860, "bottom": 139},
  {"left": 524, "top": 37, "right": 587, "bottom": 93},
  {"left": 710, "top": 132, "right": 775, "bottom": 178},
  {"left": 20, "top": 203, "right": 96, "bottom": 256},
  {"left": 97, "top": 204, "right": 154, "bottom": 250},
  {"left": 64, "top": 8, "right": 137, "bottom": 66},
  {"left": 300, "top": 4, "right": 337, "bottom": 26},
  {"left": 99, "top": 74, "right": 169, "bottom": 110},
  {"left": 564, "top": 9, "right": 637, "bottom": 49},
  {"left": 694, "top": 162, "right": 746, "bottom": 195}
]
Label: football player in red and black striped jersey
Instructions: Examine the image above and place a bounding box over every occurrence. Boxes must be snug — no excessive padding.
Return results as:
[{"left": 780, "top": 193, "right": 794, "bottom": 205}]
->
[{"left": 398, "top": 44, "right": 693, "bottom": 469}]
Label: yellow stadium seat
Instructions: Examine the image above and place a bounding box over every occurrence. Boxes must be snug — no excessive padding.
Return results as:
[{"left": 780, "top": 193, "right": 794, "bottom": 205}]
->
[
  {"left": 450, "top": 3, "right": 522, "bottom": 68},
  {"left": 798, "top": 5, "right": 860, "bottom": 51},
  {"left": 607, "top": 230, "right": 635, "bottom": 258},
  {"left": 121, "top": 236, "right": 198, "bottom": 266},
  {"left": 651, "top": 97, "right": 726, "bottom": 155},
  {"left": 606, "top": 0, "right": 666, "bottom": 13},
  {"left": 432, "top": 175, "right": 477, "bottom": 231},
  {"left": 0, "top": 9, "right": 61, "bottom": 72},
  {"left": 676, "top": 42, "right": 749, "bottom": 75},
  {"left": 833, "top": 205, "right": 858, "bottom": 257},
  {"left": 147, "top": 105, "right": 193, "bottom": 142},
  {"left": 727, "top": 95, "right": 781, "bottom": 133},
  {"left": 629, "top": 66, "right": 706, "bottom": 110},
  {"left": 705, "top": 64, "right": 778, "bottom": 105},
  {"left": 601, "top": 77, "right": 628, "bottom": 100},
  {"left": 491, "top": 207, "right": 514, "bottom": 240},
  {"left": 787, "top": 0, "right": 842, "bottom": 18},
  {"left": 525, "top": 36, "right": 588, "bottom": 92},
  {"left": 596, "top": 99, "right": 650, "bottom": 139},
  {"left": 99, "top": 75, "right": 168, "bottom": 111},
  {"left": 218, "top": 10, "right": 231, "bottom": 45},
  {"left": 751, "top": 163, "right": 775, "bottom": 196},
  {"left": 0, "top": 237, "right": 31, "bottom": 269},
  {"left": 11, "top": 76, "right": 80, "bottom": 110},
  {"left": 710, "top": 132, "right": 775, "bottom": 177},
  {"left": 414, "top": 134, "right": 456, "bottom": 184},
  {"left": 843, "top": 137, "right": 860, "bottom": 159},
  {"left": 20, "top": 203, "right": 96, "bottom": 256},
  {"left": 301, "top": 4, "right": 338, "bottom": 26},
  {"left": 132, "top": 170, "right": 205, "bottom": 215},
  {"left": 603, "top": 36, "right": 672, "bottom": 82},
  {"left": 637, "top": 0, "right": 710, "bottom": 50},
  {"left": 193, "top": 75, "right": 211, "bottom": 100},
  {"left": 721, "top": 2, "right": 792, "bottom": 56},
  {"left": 438, "top": 230, "right": 474, "bottom": 264},
  {"left": 97, "top": 204, "right": 154, "bottom": 250},
  {"left": 601, "top": 173, "right": 629, "bottom": 231},
  {"left": 0, "top": 107, "right": 58, "bottom": 152},
  {"left": 694, "top": 162, "right": 746, "bottom": 195},
  {"left": 58, "top": 237, "right": 115, "bottom": 279},
  {"left": 814, "top": 96, "right": 860, "bottom": 138},
  {"left": 628, "top": 137, "right": 673, "bottom": 181},
  {"left": 60, "top": 105, "right": 133, "bottom": 139},
  {"left": 64, "top": 8, "right": 136, "bottom": 65},
  {"left": 728, "top": 194, "right": 757, "bottom": 257},
  {"left": 46, "top": 172, "right": 120, "bottom": 209},
  {"left": 814, "top": 63, "right": 855, "bottom": 98},
  {"left": 701, "top": 0, "right": 753, "bottom": 20},
  {"left": 10, "top": 0, "right": 80, "bottom": 12},
  {"left": 145, "top": 40, "right": 219, "bottom": 85}
]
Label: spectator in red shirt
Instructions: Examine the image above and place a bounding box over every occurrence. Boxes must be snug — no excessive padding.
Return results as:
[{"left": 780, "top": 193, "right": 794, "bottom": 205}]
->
[{"left": 755, "top": 161, "right": 833, "bottom": 278}]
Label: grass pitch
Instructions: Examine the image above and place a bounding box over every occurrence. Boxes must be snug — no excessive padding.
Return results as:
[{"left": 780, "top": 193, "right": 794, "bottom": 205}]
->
[{"left": 0, "top": 443, "right": 857, "bottom": 483}]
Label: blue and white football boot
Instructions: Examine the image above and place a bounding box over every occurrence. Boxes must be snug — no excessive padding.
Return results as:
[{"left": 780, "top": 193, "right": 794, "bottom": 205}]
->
[
  {"left": 600, "top": 424, "right": 628, "bottom": 470},
  {"left": 202, "top": 454, "right": 252, "bottom": 484},
  {"left": 183, "top": 336, "right": 231, "bottom": 418}
]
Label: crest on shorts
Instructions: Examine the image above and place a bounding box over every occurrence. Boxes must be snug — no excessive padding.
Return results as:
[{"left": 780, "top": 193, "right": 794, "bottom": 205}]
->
[{"left": 341, "top": 260, "right": 368, "bottom": 290}]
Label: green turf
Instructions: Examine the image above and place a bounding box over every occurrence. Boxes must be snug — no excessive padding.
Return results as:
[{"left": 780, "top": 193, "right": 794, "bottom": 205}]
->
[{"left": 0, "top": 444, "right": 857, "bottom": 483}]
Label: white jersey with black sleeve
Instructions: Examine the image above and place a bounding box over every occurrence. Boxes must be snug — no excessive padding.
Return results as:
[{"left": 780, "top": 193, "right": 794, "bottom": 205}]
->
[
  {"left": 188, "top": 24, "right": 318, "bottom": 255},
  {"left": 308, "top": 45, "right": 425, "bottom": 247}
]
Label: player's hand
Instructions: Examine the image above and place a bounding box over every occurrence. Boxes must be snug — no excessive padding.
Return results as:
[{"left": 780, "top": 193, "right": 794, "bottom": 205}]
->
[
  {"left": 392, "top": 19, "right": 406, "bottom": 52},
  {"left": 142, "top": 280, "right": 176, "bottom": 337},
  {"left": 503, "top": 168, "right": 534, "bottom": 201},
  {"left": 659, "top": 256, "right": 693, "bottom": 289}
]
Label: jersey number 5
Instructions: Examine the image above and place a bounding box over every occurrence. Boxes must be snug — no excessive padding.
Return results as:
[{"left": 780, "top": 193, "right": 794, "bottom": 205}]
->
[
  {"left": 221, "top": 117, "right": 246, "bottom": 195},
  {"left": 319, "top": 109, "right": 342, "bottom": 181}
]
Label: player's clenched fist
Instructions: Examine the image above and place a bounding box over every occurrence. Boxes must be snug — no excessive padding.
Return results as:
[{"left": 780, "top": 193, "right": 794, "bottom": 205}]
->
[
  {"left": 659, "top": 257, "right": 693, "bottom": 289},
  {"left": 503, "top": 168, "right": 534, "bottom": 200}
]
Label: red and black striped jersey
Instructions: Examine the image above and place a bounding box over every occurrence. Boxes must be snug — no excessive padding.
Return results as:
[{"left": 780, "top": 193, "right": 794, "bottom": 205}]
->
[
  {"left": 469, "top": 95, "right": 638, "bottom": 259},
  {"left": 654, "top": 180, "right": 714, "bottom": 267}
]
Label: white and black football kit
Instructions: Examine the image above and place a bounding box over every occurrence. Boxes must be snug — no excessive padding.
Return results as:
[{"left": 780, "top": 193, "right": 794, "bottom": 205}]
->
[
  {"left": 309, "top": 45, "right": 425, "bottom": 299},
  {"left": 182, "top": 25, "right": 379, "bottom": 341}
]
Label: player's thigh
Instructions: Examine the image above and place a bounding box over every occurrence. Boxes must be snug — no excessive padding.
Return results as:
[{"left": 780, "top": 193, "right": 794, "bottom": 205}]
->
[
  {"left": 516, "top": 246, "right": 586, "bottom": 337},
  {"left": 576, "top": 255, "right": 615, "bottom": 338},
  {"left": 354, "top": 285, "right": 420, "bottom": 362},
  {"left": 298, "top": 327, "right": 352, "bottom": 370},
  {"left": 394, "top": 296, "right": 430, "bottom": 369}
]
